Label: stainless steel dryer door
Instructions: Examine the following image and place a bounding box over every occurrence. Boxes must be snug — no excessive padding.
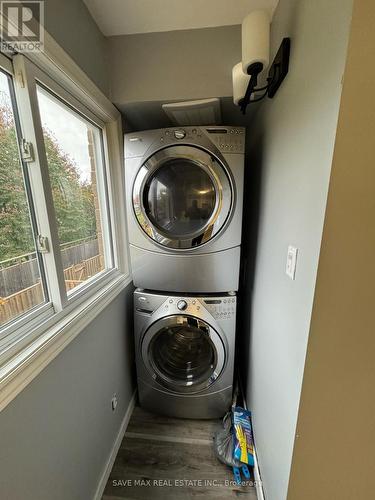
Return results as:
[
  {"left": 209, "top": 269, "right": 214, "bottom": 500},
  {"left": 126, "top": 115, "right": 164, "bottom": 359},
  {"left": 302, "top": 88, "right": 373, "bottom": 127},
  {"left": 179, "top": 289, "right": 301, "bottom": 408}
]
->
[
  {"left": 133, "top": 145, "right": 233, "bottom": 249},
  {"left": 141, "top": 315, "right": 226, "bottom": 394}
]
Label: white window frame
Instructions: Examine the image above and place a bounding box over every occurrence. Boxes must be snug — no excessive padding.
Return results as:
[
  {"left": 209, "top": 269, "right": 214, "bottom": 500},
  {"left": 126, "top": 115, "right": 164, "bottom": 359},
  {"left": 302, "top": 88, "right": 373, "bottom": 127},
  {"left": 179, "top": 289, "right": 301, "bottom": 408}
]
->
[
  {"left": 22, "top": 59, "right": 116, "bottom": 303},
  {"left": 0, "top": 33, "right": 131, "bottom": 411}
]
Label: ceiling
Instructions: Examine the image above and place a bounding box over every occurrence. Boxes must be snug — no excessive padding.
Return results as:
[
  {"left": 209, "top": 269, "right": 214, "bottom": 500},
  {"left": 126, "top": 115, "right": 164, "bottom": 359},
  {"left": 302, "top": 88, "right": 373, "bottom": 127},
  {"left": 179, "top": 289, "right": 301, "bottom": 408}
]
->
[{"left": 83, "top": 0, "right": 279, "bottom": 37}]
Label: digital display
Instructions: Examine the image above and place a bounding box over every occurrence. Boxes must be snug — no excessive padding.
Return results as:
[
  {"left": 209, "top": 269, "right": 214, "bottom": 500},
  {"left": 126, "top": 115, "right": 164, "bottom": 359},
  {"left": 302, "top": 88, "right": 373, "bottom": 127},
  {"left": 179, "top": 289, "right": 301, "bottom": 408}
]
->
[
  {"left": 206, "top": 128, "right": 228, "bottom": 134},
  {"left": 204, "top": 300, "right": 222, "bottom": 304}
]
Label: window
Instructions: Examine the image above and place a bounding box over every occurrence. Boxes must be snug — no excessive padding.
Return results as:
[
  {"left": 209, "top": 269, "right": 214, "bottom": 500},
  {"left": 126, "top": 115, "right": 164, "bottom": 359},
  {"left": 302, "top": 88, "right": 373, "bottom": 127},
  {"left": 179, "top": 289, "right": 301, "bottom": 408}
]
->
[
  {"left": 0, "top": 49, "right": 126, "bottom": 346},
  {"left": 36, "top": 86, "right": 112, "bottom": 293},
  {"left": 0, "top": 70, "right": 46, "bottom": 327},
  {"left": 0, "top": 48, "right": 128, "bottom": 410}
]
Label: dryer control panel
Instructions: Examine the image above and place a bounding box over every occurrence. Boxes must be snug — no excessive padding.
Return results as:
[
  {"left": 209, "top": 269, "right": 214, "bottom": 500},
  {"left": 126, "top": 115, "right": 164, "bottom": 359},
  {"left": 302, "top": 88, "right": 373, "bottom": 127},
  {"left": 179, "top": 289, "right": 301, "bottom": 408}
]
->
[
  {"left": 203, "top": 127, "right": 245, "bottom": 154},
  {"left": 125, "top": 126, "right": 245, "bottom": 158}
]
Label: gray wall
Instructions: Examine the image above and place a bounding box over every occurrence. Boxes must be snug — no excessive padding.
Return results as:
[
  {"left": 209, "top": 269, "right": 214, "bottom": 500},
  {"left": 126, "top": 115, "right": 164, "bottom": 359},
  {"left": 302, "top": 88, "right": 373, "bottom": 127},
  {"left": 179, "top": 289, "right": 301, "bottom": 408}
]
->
[
  {"left": 108, "top": 25, "right": 241, "bottom": 107},
  {"left": 0, "top": 284, "right": 135, "bottom": 500},
  {"left": 44, "top": 0, "right": 109, "bottom": 95},
  {"left": 240, "top": 1, "right": 353, "bottom": 499}
]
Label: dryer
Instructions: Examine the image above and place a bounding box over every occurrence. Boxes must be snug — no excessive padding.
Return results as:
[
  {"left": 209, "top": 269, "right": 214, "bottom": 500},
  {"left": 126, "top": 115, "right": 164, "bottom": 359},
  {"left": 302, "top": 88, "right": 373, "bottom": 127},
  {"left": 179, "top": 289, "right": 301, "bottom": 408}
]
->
[
  {"left": 134, "top": 289, "right": 236, "bottom": 419},
  {"left": 125, "top": 126, "right": 245, "bottom": 293}
]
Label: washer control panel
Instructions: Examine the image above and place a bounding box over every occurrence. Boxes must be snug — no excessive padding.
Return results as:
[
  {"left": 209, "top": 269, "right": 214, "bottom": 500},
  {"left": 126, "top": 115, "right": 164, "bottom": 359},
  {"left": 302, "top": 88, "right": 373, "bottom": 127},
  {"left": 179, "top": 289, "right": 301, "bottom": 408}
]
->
[
  {"left": 161, "top": 297, "right": 203, "bottom": 315},
  {"left": 177, "top": 299, "right": 188, "bottom": 310},
  {"left": 201, "top": 297, "right": 237, "bottom": 320},
  {"left": 135, "top": 291, "right": 237, "bottom": 321}
]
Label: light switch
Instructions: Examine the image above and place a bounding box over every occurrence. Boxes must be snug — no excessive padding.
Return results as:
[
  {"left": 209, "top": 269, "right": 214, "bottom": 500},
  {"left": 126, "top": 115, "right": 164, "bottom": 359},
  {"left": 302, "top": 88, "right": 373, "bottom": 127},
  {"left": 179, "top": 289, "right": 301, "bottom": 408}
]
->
[{"left": 286, "top": 245, "right": 298, "bottom": 280}]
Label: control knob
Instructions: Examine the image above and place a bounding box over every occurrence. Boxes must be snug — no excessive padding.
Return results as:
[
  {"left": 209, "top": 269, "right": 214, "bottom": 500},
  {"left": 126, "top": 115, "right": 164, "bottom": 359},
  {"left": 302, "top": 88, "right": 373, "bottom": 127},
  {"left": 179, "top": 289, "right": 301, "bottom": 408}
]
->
[
  {"left": 177, "top": 300, "right": 188, "bottom": 311},
  {"left": 174, "top": 129, "right": 186, "bottom": 139}
]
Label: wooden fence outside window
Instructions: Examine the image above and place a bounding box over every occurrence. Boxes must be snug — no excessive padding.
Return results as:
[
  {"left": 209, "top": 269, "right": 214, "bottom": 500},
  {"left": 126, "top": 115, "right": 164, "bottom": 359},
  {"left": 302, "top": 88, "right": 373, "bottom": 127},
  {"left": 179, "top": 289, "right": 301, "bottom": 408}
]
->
[{"left": 0, "top": 239, "right": 103, "bottom": 326}]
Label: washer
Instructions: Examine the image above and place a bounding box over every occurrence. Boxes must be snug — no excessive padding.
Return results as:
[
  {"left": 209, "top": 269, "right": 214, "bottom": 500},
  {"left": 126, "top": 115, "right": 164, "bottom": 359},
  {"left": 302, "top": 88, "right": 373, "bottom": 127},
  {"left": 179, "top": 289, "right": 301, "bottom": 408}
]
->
[
  {"left": 125, "top": 126, "right": 245, "bottom": 293},
  {"left": 134, "top": 289, "right": 236, "bottom": 419}
]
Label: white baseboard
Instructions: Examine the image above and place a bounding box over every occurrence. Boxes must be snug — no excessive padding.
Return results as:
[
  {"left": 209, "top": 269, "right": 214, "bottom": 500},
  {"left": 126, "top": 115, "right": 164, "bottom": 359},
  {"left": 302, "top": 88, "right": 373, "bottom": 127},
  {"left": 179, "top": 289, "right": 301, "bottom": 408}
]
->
[
  {"left": 93, "top": 390, "right": 137, "bottom": 500},
  {"left": 238, "top": 378, "right": 265, "bottom": 500}
]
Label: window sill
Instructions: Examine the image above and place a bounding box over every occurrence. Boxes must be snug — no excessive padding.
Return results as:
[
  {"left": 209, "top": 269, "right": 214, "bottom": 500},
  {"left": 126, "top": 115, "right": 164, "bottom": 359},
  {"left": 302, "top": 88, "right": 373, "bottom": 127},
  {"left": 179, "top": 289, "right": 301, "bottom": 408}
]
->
[{"left": 0, "top": 271, "right": 132, "bottom": 412}]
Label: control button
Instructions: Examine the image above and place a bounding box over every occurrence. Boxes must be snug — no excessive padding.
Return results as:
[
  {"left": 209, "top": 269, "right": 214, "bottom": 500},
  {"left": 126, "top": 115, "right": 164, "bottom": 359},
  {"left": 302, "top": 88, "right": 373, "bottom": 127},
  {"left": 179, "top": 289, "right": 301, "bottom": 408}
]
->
[
  {"left": 177, "top": 300, "right": 188, "bottom": 311},
  {"left": 169, "top": 299, "right": 173, "bottom": 303},
  {"left": 192, "top": 128, "right": 197, "bottom": 134},
  {"left": 174, "top": 129, "right": 186, "bottom": 139},
  {"left": 138, "top": 296, "right": 146, "bottom": 302},
  {"left": 192, "top": 300, "right": 196, "bottom": 305}
]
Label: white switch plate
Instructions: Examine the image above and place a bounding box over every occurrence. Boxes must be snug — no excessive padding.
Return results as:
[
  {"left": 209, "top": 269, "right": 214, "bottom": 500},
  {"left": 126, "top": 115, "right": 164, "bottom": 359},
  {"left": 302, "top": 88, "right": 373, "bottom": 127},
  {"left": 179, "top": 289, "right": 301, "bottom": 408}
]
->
[{"left": 286, "top": 246, "right": 298, "bottom": 280}]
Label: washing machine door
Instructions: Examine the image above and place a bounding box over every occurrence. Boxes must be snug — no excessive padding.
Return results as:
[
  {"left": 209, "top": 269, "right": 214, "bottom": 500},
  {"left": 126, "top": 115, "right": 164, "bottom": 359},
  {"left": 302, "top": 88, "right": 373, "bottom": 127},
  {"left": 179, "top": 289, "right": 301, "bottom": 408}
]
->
[
  {"left": 141, "top": 315, "right": 226, "bottom": 394},
  {"left": 133, "top": 145, "right": 233, "bottom": 249}
]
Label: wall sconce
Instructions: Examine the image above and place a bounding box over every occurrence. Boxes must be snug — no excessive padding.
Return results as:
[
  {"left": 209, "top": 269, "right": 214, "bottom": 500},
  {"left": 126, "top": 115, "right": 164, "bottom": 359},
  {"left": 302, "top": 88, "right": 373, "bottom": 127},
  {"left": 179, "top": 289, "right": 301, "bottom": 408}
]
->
[{"left": 233, "top": 10, "right": 290, "bottom": 114}]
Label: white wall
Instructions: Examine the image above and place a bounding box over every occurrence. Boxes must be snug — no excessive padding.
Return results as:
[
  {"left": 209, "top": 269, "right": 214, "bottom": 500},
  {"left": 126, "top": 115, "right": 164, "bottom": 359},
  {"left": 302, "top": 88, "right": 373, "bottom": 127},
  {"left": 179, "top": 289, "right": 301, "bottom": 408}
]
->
[
  {"left": 0, "top": 285, "right": 134, "bottom": 500},
  {"left": 44, "top": 0, "right": 109, "bottom": 95},
  {"left": 241, "top": 1, "right": 353, "bottom": 499},
  {"left": 107, "top": 25, "right": 241, "bottom": 106}
]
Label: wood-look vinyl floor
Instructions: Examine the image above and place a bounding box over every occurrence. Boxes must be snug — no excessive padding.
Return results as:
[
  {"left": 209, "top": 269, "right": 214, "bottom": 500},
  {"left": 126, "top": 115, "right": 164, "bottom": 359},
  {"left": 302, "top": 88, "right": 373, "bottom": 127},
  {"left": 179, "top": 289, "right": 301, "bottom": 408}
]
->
[{"left": 102, "top": 406, "right": 257, "bottom": 500}]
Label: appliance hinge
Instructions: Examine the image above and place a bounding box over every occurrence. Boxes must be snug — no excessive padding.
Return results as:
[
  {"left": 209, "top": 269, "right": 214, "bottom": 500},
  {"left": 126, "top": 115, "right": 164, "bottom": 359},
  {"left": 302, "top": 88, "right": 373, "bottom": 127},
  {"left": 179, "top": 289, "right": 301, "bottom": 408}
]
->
[
  {"left": 36, "top": 235, "right": 50, "bottom": 253},
  {"left": 21, "top": 139, "right": 34, "bottom": 162}
]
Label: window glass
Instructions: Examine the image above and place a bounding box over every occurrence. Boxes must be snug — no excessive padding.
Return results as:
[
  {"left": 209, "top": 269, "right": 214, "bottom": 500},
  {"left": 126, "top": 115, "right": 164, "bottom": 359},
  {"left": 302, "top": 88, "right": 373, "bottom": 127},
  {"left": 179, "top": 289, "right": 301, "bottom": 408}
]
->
[
  {"left": 144, "top": 159, "right": 216, "bottom": 238},
  {"left": 37, "top": 87, "right": 109, "bottom": 293},
  {"left": 0, "top": 72, "right": 45, "bottom": 326}
]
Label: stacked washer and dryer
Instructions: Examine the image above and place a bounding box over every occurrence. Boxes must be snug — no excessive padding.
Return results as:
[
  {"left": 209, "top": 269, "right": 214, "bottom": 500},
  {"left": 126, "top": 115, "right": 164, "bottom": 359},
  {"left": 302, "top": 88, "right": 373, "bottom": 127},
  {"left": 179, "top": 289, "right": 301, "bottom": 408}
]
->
[{"left": 124, "top": 126, "right": 245, "bottom": 418}]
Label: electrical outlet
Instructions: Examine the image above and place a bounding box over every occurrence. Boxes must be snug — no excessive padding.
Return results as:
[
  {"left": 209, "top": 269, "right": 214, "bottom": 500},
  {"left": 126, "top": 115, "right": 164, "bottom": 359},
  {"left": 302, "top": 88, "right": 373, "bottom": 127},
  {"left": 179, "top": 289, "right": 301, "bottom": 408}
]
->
[{"left": 111, "top": 394, "right": 118, "bottom": 412}]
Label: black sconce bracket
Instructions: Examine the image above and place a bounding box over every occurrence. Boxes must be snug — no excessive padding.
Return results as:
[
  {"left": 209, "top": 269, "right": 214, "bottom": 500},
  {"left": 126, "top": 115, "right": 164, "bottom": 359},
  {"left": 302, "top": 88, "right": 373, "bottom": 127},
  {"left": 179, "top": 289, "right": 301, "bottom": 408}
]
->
[{"left": 239, "top": 37, "right": 291, "bottom": 114}]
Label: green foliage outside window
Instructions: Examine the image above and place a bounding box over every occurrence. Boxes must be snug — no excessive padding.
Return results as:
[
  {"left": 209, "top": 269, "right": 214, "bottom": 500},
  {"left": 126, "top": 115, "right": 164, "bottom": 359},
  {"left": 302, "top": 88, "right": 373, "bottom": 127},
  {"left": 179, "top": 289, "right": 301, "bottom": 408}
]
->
[{"left": 0, "top": 97, "right": 97, "bottom": 265}]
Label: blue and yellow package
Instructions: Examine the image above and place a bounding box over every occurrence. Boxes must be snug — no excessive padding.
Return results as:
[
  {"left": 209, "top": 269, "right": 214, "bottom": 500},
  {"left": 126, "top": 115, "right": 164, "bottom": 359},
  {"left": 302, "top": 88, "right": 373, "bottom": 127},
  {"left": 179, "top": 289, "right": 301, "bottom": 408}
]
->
[{"left": 233, "top": 406, "right": 255, "bottom": 466}]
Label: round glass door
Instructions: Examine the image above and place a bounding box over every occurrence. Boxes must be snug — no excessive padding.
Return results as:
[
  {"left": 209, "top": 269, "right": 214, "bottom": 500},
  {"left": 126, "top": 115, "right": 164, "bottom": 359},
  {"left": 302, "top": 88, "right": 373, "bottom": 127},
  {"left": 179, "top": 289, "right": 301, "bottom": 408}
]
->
[
  {"left": 145, "top": 159, "right": 216, "bottom": 238},
  {"left": 141, "top": 316, "right": 225, "bottom": 394},
  {"left": 133, "top": 145, "right": 233, "bottom": 249}
]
